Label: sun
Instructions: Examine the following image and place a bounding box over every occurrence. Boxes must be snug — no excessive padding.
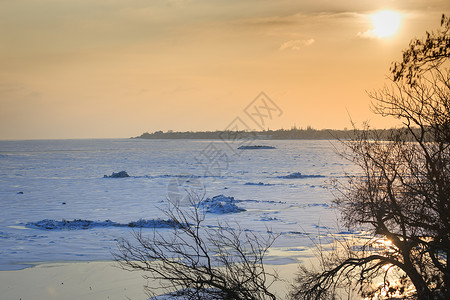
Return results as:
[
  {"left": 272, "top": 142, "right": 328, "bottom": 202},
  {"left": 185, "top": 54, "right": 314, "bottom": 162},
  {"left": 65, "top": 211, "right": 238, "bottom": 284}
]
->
[{"left": 372, "top": 10, "right": 401, "bottom": 38}]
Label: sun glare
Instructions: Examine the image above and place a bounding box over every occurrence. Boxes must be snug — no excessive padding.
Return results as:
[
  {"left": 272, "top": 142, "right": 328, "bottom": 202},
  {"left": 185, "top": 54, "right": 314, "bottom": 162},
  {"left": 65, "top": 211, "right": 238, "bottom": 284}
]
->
[{"left": 372, "top": 10, "right": 401, "bottom": 38}]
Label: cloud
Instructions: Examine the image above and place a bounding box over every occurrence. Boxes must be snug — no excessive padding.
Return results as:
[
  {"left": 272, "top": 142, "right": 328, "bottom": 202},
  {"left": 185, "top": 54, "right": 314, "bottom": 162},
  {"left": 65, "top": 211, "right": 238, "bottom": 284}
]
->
[
  {"left": 356, "top": 29, "right": 378, "bottom": 39},
  {"left": 279, "top": 38, "right": 315, "bottom": 50}
]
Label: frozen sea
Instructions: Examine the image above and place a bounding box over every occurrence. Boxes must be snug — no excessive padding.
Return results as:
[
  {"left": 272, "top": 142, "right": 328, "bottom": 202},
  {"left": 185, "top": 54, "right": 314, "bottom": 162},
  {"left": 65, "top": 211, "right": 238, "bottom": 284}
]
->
[{"left": 0, "top": 138, "right": 357, "bottom": 270}]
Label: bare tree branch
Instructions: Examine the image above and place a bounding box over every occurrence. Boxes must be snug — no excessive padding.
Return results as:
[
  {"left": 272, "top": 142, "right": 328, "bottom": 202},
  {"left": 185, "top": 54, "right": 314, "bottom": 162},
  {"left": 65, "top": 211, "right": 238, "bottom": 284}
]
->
[{"left": 113, "top": 193, "right": 280, "bottom": 299}]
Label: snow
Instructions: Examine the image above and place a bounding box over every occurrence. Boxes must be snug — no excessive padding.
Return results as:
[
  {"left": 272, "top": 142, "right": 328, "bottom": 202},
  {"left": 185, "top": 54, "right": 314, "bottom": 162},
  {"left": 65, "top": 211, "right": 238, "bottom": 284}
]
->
[{"left": 0, "top": 139, "right": 358, "bottom": 271}]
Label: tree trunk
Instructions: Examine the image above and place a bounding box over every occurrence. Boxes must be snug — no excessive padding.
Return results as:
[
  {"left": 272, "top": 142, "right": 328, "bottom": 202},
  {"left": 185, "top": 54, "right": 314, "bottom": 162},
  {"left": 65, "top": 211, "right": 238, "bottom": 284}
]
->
[{"left": 407, "top": 270, "right": 434, "bottom": 299}]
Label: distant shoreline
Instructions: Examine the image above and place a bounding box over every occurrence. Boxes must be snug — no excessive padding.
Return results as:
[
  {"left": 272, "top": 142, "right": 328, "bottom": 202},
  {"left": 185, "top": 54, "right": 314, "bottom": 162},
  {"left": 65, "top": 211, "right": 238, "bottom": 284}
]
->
[{"left": 133, "top": 128, "right": 400, "bottom": 140}]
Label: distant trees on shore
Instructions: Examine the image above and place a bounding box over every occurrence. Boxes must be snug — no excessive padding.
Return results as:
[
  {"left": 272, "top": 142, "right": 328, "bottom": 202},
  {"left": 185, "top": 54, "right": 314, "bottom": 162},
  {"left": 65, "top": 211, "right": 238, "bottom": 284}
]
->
[{"left": 134, "top": 127, "right": 407, "bottom": 140}]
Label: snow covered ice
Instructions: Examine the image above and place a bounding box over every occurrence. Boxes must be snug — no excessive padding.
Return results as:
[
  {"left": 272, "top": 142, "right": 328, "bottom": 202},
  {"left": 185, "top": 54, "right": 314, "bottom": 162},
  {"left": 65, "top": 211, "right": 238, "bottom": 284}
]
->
[
  {"left": 278, "top": 172, "right": 325, "bottom": 179},
  {"left": 26, "top": 218, "right": 184, "bottom": 230},
  {"left": 0, "top": 139, "right": 357, "bottom": 270},
  {"left": 237, "top": 145, "right": 276, "bottom": 150},
  {"left": 198, "top": 195, "right": 245, "bottom": 214}
]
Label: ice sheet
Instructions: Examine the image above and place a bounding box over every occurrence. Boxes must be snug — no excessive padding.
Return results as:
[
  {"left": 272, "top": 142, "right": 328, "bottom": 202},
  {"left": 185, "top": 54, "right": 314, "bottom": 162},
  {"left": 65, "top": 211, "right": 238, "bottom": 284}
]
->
[{"left": 0, "top": 139, "right": 358, "bottom": 270}]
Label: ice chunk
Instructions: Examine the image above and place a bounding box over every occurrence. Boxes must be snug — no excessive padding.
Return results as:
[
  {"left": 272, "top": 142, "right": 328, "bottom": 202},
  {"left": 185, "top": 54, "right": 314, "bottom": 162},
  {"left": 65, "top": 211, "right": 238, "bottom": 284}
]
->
[
  {"left": 127, "top": 219, "right": 182, "bottom": 228},
  {"left": 104, "top": 171, "right": 130, "bottom": 178},
  {"left": 198, "top": 195, "right": 245, "bottom": 214},
  {"left": 279, "top": 172, "right": 325, "bottom": 179},
  {"left": 26, "top": 219, "right": 109, "bottom": 230},
  {"left": 237, "top": 145, "right": 276, "bottom": 150},
  {"left": 244, "top": 182, "right": 265, "bottom": 186},
  {"left": 244, "top": 182, "right": 274, "bottom": 186},
  {"left": 26, "top": 218, "right": 185, "bottom": 230}
]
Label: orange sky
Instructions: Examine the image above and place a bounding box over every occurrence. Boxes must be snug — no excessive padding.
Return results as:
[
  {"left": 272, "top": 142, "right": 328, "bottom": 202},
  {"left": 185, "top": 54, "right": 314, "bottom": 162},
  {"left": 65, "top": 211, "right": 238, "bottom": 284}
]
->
[{"left": 1, "top": 0, "right": 449, "bottom": 139}]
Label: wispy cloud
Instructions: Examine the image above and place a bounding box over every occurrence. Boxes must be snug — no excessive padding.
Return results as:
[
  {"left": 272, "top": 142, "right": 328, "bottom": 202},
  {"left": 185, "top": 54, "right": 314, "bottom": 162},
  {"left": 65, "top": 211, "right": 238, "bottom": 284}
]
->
[
  {"left": 279, "top": 38, "right": 315, "bottom": 50},
  {"left": 356, "top": 29, "right": 378, "bottom": 39}
]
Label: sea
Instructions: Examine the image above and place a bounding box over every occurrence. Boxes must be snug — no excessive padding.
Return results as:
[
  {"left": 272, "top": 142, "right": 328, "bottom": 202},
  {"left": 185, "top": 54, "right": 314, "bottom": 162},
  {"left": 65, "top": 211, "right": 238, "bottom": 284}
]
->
[{"left": 0, "top": 138, "right": 358, "bottom": 270}]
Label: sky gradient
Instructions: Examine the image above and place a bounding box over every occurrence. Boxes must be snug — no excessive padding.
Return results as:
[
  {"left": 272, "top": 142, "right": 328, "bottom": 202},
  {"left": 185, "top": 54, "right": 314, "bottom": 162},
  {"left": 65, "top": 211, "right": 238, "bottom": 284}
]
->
[{"left": 1, "top": 0, "right": 449, "bottom": 139}]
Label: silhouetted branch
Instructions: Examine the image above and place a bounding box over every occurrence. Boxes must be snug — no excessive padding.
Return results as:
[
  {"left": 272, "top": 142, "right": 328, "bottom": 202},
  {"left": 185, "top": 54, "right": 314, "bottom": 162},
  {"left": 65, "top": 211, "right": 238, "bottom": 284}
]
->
[{"left": 113, "top": 194, "right": 280, "bottom": 299}]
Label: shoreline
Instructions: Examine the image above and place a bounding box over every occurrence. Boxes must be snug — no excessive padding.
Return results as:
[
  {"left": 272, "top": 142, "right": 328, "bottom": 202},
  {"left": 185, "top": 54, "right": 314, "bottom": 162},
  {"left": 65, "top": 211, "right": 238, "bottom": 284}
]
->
[
  {"left": 0, "top": 260, "right": 149, "bottom": 300},
  {"left": 0, "top": 260, "right": 302, "bottom": 300}
]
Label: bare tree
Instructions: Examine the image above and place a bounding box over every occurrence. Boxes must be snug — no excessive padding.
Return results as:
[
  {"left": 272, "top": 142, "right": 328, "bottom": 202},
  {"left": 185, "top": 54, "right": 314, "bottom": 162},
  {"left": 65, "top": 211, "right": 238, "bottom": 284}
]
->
[
  {"left": 291, "top": 15, "right": 450, "bottom": 300},
  {"left": 113, "top": 193, "right": 280, "bottom": 300}
]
